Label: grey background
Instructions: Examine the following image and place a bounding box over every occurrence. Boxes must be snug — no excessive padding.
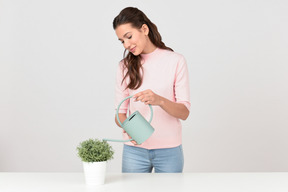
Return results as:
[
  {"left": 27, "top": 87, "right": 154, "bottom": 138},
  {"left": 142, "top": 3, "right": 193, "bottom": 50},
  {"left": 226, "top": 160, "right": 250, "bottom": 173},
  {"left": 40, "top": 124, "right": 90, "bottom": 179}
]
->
[{"left": 0, "top": 0, "right": 287, "bottom": 172}]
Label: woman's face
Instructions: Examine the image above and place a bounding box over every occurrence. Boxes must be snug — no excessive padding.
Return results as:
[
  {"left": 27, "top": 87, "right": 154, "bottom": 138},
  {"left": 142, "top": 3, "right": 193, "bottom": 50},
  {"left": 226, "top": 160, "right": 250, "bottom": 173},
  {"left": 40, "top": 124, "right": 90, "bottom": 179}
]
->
[{"left": 115, "top": 23, "right": 149, "bottom": 56}]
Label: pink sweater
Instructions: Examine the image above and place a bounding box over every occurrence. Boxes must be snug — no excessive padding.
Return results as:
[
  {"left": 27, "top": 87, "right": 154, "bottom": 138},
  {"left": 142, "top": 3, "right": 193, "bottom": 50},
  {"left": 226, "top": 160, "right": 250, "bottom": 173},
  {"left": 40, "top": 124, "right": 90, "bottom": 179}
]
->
[{"left": 115, "top": 48, "right": 190, "bottom": 149}]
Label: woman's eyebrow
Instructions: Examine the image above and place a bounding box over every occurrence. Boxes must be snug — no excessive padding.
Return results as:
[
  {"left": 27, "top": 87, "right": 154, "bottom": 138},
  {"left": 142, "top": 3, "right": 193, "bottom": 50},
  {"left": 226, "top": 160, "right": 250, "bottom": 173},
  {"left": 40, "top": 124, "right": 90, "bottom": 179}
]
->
[{"left": 118, "top": 32, "right": 131, "bottom": 40}]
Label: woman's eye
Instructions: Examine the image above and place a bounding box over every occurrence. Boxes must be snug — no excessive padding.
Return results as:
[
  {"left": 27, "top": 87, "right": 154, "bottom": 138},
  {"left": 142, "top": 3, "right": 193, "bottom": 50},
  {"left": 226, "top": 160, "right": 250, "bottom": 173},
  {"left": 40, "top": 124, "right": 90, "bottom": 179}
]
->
[{"left": 120, "top": 36, "right": 132, "bottom": 44}]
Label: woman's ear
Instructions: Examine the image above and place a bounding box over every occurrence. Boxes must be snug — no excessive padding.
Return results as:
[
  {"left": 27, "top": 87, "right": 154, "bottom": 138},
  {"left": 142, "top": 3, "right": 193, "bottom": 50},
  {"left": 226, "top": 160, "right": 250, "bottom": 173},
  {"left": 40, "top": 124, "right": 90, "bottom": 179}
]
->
[{"left": 141, "top": 24, "right": 149, "bottom": 36}]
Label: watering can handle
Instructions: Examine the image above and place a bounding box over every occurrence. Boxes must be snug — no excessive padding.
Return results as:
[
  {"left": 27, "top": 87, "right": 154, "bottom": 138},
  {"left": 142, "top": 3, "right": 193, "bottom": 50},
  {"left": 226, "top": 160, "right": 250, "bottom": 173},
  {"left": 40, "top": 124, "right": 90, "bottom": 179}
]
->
[{"left": 116, "top": 95, "right": 153, "bottom": 127}]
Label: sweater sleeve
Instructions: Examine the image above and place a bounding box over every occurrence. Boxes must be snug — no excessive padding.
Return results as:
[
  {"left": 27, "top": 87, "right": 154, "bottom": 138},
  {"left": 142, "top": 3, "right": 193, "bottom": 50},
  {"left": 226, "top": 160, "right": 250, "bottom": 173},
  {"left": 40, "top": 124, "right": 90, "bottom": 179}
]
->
[
  {"left": 174, "top": 55, "right": 191, "bottom": 111},
  {"left": 115, "top": 61, "right": 129, "bottom": 113}
]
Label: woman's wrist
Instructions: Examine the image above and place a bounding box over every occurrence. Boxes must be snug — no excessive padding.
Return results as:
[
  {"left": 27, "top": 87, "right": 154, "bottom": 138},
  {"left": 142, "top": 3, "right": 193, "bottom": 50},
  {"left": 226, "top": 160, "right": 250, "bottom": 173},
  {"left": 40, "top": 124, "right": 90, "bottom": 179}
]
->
[{"left": 158, "top": 96, "right": 165, "bottom": 107}]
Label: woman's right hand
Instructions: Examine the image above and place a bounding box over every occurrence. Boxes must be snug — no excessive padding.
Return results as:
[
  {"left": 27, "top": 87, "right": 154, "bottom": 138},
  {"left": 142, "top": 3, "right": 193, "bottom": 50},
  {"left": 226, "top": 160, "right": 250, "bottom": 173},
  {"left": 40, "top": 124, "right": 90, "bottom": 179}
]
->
[{"left": 123, "top": 130, "right": 137, "bottom": 145}]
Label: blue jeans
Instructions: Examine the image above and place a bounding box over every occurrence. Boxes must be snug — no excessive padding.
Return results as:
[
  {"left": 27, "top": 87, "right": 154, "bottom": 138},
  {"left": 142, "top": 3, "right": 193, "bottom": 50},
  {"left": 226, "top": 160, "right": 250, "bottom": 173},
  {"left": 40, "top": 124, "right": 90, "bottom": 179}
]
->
[{"left": 122, "top": 144, "right": 184, "bottom": 173}]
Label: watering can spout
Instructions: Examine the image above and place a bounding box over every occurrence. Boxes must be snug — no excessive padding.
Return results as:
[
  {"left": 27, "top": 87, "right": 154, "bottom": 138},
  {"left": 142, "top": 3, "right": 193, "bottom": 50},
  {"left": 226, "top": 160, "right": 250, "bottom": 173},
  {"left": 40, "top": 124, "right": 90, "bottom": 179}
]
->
[{"left": 103, "top": 138, "right": 133, "bottom": 143}]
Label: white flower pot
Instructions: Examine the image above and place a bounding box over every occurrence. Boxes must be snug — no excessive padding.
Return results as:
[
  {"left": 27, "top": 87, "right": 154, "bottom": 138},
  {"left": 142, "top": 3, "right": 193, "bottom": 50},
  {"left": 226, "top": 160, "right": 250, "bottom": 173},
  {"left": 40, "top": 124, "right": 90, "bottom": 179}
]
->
[{"left": 83, "top": 161, "right": 107, "bottom": 185}]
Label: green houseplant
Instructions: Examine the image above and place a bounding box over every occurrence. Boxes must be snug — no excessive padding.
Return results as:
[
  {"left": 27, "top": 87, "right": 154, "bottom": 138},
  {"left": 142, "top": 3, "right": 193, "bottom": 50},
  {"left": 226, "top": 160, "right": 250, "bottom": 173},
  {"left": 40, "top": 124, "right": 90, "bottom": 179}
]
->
[
  {"left": 77, "top": 139, "right": 114, "bottom": 185},
  {"left": 77, "top": 139, "right": 114, "bottom": 162}
]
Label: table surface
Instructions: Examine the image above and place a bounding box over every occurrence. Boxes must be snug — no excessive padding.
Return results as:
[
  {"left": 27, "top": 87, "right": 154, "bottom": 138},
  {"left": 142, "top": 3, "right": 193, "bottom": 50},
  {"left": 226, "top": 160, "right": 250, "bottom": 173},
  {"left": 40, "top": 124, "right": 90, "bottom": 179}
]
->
[{"left": 1, "top": 172, "right": 288, "bottom": 192}]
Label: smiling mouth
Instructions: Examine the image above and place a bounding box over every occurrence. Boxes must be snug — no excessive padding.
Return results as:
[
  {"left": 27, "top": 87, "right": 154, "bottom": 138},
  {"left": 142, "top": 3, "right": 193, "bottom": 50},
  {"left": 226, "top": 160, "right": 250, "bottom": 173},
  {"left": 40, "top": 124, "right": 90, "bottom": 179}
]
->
[{"left": 130, "top": 47, "right": 136, "bottom": 53}]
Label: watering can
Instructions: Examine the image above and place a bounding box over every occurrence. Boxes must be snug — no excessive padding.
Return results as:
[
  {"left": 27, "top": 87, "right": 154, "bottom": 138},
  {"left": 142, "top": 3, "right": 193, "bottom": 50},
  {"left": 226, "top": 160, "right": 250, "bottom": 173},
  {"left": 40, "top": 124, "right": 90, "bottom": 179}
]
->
[{"left": 103, "top": 95, "right": 154, "bottom": 144}]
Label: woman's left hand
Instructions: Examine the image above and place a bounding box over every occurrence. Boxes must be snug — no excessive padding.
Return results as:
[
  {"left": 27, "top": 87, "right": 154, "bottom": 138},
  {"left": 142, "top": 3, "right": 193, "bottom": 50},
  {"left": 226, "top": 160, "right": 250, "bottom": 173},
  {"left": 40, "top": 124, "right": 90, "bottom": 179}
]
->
[{"left": 133, "top": 89, "right": 163, "bottom": 106}]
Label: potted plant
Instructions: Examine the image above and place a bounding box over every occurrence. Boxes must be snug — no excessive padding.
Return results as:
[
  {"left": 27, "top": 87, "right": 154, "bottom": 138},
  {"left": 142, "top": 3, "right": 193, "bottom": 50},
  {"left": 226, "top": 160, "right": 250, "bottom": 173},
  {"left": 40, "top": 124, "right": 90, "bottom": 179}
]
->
[{"left": 77, "top": 138, "right": 114, "bottom": 185}]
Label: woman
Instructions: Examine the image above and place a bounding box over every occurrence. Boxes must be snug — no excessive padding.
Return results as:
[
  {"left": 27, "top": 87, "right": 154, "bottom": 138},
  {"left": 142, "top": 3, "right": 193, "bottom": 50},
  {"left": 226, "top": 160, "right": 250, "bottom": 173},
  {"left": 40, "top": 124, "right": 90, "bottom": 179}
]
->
[{"left": 113, "top": 7, "right": 190, "bottom": 173}]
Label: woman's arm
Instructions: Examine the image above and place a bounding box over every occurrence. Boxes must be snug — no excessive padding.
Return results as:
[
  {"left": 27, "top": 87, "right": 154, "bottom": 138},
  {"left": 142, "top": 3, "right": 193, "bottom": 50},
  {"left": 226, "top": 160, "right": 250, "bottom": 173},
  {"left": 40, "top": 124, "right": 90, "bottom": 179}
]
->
[
  {"left": 133, "top": 89, "right": 189, "bottom": 120},
  {"left": 158, "top": 96, "right": 189, "bottom": 120},
  {"left": 115, "top": 113, "right": 127, "bottom": 127}
]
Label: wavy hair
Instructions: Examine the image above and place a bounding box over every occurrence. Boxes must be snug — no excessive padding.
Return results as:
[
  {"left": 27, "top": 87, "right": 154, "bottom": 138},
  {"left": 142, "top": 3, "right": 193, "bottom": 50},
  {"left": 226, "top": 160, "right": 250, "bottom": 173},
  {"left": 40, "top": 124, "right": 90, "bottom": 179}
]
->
[{"left": 113, "top": 7, "right": 173, "bottom": 90}]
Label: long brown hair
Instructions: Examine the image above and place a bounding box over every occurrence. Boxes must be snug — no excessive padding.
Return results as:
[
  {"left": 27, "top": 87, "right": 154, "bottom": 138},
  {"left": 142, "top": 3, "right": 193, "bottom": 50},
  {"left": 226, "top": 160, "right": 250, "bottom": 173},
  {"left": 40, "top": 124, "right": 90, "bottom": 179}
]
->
[{"left": 113, "top": 7, "right": 173, "bottom": 90}]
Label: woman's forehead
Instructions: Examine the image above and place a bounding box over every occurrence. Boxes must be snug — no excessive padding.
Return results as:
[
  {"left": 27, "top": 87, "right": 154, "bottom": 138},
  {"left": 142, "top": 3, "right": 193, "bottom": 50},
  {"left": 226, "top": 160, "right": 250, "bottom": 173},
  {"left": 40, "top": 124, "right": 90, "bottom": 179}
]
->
[{"left": 115, "top": 23, "right": 137, "bottom": 37}]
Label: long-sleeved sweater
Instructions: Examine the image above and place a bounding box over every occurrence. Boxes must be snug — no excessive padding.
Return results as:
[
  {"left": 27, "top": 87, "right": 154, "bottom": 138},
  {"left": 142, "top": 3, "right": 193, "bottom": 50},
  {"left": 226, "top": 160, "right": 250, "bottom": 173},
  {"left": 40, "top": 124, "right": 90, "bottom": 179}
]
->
[{"left": 115, "top": 48, "right": 190, "bottom": 149}]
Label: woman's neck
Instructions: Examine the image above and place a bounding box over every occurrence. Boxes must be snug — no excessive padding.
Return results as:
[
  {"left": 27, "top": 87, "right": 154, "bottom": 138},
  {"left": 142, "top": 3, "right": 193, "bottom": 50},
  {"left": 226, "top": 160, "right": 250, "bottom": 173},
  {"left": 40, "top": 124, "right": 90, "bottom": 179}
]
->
[{"left": 142, "top": 40, "right": 157, "bottom": 54}]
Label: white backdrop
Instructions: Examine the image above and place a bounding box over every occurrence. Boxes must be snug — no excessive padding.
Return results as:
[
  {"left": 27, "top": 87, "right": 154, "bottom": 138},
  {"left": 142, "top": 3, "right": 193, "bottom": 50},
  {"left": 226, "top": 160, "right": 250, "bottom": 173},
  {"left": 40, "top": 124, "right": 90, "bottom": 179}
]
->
[{"left": 0, "top": 0, "right": 288, "bottom": 172}]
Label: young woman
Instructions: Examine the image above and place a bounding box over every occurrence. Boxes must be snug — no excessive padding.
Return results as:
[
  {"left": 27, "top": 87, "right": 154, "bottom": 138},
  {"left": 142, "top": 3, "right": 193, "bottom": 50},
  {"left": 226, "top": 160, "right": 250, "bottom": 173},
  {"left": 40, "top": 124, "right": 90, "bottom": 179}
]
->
[{"left": 113, "top": 7, "right": 190, "bottom": 173}]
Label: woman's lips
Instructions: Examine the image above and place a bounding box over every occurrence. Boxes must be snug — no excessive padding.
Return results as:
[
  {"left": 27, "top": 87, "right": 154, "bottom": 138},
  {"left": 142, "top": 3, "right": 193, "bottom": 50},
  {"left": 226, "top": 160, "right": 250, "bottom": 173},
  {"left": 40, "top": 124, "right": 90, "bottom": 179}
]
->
[{"left": 130, "top": 47, "right": 136, "bottom": 53}]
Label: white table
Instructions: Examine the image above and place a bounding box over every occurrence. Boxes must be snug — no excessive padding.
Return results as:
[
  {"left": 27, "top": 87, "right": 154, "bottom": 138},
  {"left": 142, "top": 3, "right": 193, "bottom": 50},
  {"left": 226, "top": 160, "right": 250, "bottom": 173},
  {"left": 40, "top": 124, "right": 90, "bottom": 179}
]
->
[{"left": 1, "top": 172, "right": 288, "bottom": 192}]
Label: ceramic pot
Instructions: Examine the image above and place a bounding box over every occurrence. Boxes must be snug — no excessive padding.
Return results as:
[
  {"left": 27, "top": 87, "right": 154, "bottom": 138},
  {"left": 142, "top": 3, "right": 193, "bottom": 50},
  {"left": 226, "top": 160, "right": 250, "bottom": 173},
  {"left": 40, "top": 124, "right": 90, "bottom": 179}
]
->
[{"left": 83, "top": 161, "right": 107, "bottom": 185}]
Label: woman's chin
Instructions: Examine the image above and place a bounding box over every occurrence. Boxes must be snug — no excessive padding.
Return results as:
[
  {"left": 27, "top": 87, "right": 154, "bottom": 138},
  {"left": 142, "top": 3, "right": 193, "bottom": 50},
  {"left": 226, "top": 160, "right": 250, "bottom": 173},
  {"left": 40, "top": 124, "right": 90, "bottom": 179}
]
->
[{"left": 131, "top": 52, "right": 140, "bottom": 56}]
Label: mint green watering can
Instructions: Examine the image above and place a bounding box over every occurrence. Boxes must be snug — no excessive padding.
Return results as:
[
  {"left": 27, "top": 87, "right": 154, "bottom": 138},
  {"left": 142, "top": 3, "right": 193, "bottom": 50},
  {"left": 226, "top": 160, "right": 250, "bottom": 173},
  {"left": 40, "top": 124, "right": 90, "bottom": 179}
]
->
[{"left": 104, "top": 95, "right": 154, "bottom": 144}]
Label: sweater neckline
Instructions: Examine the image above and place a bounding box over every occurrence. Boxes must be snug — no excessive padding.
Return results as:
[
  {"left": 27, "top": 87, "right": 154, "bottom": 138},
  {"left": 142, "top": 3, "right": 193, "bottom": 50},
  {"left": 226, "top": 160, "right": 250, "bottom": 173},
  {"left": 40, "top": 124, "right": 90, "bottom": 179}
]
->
[{"left": 140, "top": 47, "right": 159, "bottom": 59}]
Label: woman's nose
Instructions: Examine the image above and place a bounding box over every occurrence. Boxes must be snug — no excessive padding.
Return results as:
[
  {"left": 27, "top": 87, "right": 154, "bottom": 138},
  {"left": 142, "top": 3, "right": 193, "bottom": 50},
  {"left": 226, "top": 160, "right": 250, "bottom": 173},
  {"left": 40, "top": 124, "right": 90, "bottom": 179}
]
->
[{"left": 123, "top": 41, "right": 130, "bottom": 49}]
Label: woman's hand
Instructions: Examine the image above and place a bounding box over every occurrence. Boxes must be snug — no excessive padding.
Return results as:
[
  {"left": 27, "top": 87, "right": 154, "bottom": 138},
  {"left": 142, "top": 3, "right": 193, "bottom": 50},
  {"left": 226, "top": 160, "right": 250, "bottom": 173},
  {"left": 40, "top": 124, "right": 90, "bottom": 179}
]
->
[
  {"left": 133, "top": 89, "right": 189, "bottom": 120},
  {"left": 133, "top": 89, "right": 164, "bottom": 106},
  {"left": 123, "top": 130, "right": 137, "bottom": 145}
]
